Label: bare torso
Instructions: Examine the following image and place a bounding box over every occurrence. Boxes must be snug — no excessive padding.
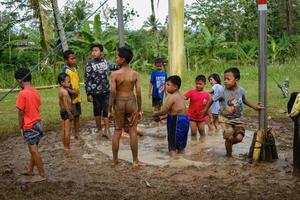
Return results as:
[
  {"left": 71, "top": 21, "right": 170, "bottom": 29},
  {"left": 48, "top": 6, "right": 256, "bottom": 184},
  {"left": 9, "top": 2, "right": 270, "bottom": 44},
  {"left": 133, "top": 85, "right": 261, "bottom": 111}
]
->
[
  {"left": 166, "top": 92, "right": 187, "bottom": 116},
  {"left": 59, "top": 87, "right": 72, "bottom": 110},
  {"left": 113, "top": 67, "right": 138, "bottom": 97}
]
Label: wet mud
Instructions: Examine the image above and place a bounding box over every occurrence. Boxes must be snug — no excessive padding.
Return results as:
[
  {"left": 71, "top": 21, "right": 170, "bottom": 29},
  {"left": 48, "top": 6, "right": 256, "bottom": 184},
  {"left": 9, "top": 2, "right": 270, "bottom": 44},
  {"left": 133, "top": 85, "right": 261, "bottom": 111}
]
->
[{"left": 0, "top": 117, "right": 299, "bottom": 199}]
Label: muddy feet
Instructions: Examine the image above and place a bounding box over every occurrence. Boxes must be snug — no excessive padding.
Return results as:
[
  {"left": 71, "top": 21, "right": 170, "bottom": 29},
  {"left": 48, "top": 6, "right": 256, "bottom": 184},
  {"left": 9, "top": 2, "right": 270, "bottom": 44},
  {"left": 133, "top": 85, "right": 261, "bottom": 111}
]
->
[
  {"left": 102, "top": 129, "right": 110, "bottom": 139},
  {"left": 20, "top": 166, "right": 33, "bottom": 176},
  {"left": 132, "top": 161, "right": 145, "bottom": 169},
  {"left": 29, "top": 175, "right": 47, "bottom": 183}
]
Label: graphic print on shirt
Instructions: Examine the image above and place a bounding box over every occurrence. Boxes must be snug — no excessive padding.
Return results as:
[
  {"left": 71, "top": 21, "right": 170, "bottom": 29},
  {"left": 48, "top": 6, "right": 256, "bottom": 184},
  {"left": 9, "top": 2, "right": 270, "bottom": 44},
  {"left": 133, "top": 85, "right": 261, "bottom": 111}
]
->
[
  {"left": 225, "top": 97, "right": 243, "bottom": 116},
  {"left": 156, "top": 76, "right": 166, "bottom": 94}
]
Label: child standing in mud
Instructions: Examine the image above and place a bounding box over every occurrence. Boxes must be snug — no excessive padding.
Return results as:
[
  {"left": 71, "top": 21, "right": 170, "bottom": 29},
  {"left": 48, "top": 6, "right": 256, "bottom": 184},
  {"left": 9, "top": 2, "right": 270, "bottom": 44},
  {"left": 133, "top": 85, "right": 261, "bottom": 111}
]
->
[
  {"left": 184, "top": 75, "right": 212, "bottom": 139},
  {"left": 15, "top": 68, "right": 46, "bottom": 182},
  {"left": 208, "top": 73, "right": 224, "bottom": 130},
  {"left": 153, "top": 75, "right": 190, "bottom": 157},
  {"left": 108, "top": 47, "right": 143, "bottom": 168},
  {"left": 62, "top": 50, "right": 81, "bottom": 139},
  {"left": 85, "top": 43, "right": 119, "bottom": 138},
  {"left": 212, "top": 67, "right": 263, "bottom": 157},
  {"left": 58, "top": 73, "right": 74, "bottom": 151}
]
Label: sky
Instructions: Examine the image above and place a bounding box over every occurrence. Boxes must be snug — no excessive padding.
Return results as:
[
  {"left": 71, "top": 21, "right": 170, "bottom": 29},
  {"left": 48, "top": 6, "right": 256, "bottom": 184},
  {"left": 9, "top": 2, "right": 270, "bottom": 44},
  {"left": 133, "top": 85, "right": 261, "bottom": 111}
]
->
[{"left": 58, "top": 0, "right": 197, "bottom": 29}]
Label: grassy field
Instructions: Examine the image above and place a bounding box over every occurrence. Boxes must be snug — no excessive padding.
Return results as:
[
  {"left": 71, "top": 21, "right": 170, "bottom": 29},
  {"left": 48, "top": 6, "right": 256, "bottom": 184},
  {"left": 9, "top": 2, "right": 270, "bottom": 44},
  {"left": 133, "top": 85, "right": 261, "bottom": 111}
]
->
[{"left": 0, "top": 63, "right": 299, "bottom": 138}]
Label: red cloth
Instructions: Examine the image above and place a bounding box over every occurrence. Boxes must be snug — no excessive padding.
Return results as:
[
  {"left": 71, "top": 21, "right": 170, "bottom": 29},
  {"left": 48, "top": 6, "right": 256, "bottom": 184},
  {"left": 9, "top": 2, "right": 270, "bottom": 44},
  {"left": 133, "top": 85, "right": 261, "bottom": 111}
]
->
[
  {"left": 184, "top": 89, "right": 210, "bottom": 121},
  {"left": 16, "top": 87, "right": 41, "bottom": 129}
]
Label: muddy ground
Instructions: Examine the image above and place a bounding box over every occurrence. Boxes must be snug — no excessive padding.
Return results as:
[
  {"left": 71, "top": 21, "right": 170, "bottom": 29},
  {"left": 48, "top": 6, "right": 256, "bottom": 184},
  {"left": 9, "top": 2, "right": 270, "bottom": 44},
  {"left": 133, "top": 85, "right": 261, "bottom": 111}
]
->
[{"left": 0, "top": 117, "right": 299, "bottom": 200}]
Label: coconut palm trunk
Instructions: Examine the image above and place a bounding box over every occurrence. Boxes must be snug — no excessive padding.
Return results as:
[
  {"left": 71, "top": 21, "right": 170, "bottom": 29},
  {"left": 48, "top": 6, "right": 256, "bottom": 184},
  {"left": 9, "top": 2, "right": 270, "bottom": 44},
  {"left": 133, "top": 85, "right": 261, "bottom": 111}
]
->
[
  {"left": 168, "top": 0, "right": 185, "bottom": 76},
  {"left": 51, "top": 0, "right": 68, "bottom": 51}
]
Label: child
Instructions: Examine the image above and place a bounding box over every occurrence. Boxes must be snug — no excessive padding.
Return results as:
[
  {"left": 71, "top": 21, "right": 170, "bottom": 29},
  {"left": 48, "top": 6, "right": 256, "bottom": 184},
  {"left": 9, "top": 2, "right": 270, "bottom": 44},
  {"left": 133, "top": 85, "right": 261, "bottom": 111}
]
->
[
  {"left": 108, "top": 47, "right": 143, "bottom": 168},
  {"left": 184, "top": 75, "right": 212, "bottom": 138},
  {"left": 58, "top": 73, "right": 74, "bottom": 151},
  {"left": 213, "top": 67, "right": 263, "bottom": 157},
  {"left": 85, "top": 43, "right": 119, "bottom": 138},
  {"left": 208, "top": 73, "right": 224, "bottom": 130},
  {"left": 149, "top": 58, "right": 168, "bottom": 112},
  {"left": 15, "top": 68, "right": 46, "bottom": 182},
  {"left": 62, "top": 50, "right": 81, "bottom": 139},
  {"left": 153, "top": 75, "right": 190, "bottom": 157}
]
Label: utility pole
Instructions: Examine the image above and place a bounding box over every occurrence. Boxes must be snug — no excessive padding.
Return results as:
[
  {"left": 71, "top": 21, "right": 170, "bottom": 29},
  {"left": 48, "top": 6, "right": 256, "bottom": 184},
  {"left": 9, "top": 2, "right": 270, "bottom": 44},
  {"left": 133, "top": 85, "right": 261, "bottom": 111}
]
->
[{"left": 117, "top": 0, "right": 125, "bottom": 47}]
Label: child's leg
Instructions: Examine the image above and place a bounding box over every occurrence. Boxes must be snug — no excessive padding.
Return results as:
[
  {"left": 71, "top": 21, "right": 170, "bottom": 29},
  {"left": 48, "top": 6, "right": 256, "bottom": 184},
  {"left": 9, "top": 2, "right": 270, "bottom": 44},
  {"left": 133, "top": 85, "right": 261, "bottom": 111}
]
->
[
  {"left": 28, "top": 144, "right": 45, "bottom": 177},
  {"left": 95, "top": 116, "right": 101, "bottom": 131},
  {"left": 61, "top": 121, "right": 65, "bottom": 147},
  {"left": 190, "top": 121, "right": 198, "bottom": 138},
  {"left": 197, "top": 121, "right": 206, "bottom": 137},
  {"left": 74, "top": 116, "right": 80, "bottom": 139},
  {"left": 112, "top": 129, "right": 122, "bottom": 165},
  {"left": 103, "top": 117, "right": 110, "bottom": 137},
  {"left": 213, "top": 115, "right": 219, "bottom": 129},
  {"left": 24, "top": 153, "right": 34, "bottom": 175},
  {"left": 129, "top": 126, "right": 143, "bottom": 167},
  {"left": 65, "top": 119, "right": 72, "bottom": 149}
]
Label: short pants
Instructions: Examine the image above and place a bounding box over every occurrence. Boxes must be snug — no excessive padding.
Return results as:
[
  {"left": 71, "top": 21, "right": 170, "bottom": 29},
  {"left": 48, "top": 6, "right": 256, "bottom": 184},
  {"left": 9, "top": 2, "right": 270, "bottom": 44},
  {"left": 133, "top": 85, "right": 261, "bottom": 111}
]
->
[
  {"left": 71, "top": 103, "right": 81, "bottom": 117},
  {"left": 60, "top": 109, "right": 74, "bottom": 120},
  {"left": 92, "top": 93, "right": 109, "bottom": 117},
  {"left": 167, "top": 115, "right": 190, "bottom": 151},
  {"left": 152, "top": 97, "right": 163, "bottom": 108},
  {"left": 219, "top": 116, "right": 245, "bottom": 139},
  {"left": 23, "top": 121, "right": 43, "bottom": 145},
  {"left": 114, "top": 96, "right": 138, "bottom": 130}
]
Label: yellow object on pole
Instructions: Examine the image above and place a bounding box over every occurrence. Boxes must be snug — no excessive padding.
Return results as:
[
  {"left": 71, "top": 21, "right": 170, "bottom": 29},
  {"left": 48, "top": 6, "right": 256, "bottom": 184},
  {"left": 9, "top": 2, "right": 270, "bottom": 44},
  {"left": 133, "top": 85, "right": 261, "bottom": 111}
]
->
[
  {"left": 252, "top": 130, "right": 264, "bottom": 161},
  {"left": 168, "top": 0, "right": 185, "bottom": 76}
]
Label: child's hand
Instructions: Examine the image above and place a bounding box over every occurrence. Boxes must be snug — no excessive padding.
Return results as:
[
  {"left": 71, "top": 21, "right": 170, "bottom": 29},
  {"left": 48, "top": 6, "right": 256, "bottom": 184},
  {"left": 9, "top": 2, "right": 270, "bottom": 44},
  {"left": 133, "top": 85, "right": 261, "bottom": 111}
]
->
[
  {"left": 138, "top": 111, "right": 143, "bottom": 120},
  {"left": 255, "top": 102, "right": 265, "bottom": 111},
  {"left": 68, "top": 112, "right": 74, "bottom": 120},
  {"left": 20, "top": 129, "right": 24, "bottom": 137},
  {"left": 87, "top": 95, "right": 93, "bottom": 102},
  {"left": 108, "top": 112, "right": 113, "bottom": 120}
]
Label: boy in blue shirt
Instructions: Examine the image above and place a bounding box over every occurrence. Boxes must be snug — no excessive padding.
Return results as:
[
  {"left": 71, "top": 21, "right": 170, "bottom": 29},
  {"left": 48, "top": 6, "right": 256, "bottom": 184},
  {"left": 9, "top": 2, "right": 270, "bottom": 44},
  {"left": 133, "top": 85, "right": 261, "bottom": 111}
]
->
[{"left": 149, "top": 58, "right": 167, "bottom": 112}]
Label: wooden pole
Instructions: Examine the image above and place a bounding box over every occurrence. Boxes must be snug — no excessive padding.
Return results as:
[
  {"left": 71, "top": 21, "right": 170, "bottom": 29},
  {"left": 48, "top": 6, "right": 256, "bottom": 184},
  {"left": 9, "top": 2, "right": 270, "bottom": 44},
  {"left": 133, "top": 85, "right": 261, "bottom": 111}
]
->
[{"left": 117, "top": 0, "right": 125, "bottom": 47}]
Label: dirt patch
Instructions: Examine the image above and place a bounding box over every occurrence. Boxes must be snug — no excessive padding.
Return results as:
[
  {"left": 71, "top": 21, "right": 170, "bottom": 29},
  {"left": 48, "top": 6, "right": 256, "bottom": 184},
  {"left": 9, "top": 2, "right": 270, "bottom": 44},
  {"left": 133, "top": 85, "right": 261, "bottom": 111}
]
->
[{"left": 0, "top": 117, "right": 299, "bottom": 199}]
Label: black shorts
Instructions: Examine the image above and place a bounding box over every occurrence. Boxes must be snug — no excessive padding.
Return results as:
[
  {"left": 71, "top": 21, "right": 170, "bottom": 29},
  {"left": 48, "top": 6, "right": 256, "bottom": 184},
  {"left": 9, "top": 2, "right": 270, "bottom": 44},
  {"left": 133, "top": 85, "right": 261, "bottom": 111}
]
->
[
  {"left": 92, "top": 93, "right": 110, "bottom": 117},
  {"left": 152, "top": 97, "right": 163, "bottom": 108},
  {"left": 71, "top": 103, "right": 81, "bottom": 117}
]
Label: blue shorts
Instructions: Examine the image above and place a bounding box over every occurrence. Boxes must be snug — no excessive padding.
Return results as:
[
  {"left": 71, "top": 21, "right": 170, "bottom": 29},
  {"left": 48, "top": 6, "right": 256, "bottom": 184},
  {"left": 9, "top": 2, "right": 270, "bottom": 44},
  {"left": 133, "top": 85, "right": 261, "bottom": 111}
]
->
[
  {"left": 23, "top": 121, "right": 43, "bottom": 145},
  {"left": 167, "top": 115, "right": 190, "bottom": 151}
]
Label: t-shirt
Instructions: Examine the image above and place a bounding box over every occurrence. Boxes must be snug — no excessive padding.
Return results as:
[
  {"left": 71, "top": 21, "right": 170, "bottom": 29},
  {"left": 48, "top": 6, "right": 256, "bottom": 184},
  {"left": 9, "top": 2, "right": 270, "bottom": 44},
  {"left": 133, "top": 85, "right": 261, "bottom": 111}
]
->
[
  {"left": 62, "top": 66, "right": 81, "bottom": 103},
  {"left": 184, "top": 89, "right": 210, "bottom": 121},
  {"left": 210, "top": 84, "right": 224, "bottom": 115},
  {"left": 218, "top": 86, "right": 246, "bottom": 119},
  {"left": 16, "top": 87, "right": 41, "bottom": 129},
  {"left": 84, "top": 58, "right": 119, "bottom": 95},
  {"left": 150, "top": 70, "right": 167, "bottom": 99}
]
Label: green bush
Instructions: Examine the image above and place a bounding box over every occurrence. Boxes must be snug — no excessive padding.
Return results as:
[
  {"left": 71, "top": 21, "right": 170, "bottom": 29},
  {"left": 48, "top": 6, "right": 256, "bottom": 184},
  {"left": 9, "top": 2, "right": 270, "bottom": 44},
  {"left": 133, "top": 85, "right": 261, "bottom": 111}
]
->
[{"left": 216, "top": 48, "right": 237, "bottom": 61}]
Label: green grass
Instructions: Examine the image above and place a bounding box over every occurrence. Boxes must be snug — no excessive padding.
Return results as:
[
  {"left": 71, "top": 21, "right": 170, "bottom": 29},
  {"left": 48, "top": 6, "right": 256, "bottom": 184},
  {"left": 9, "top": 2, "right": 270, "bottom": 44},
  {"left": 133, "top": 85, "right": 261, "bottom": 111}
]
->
[{"left": 1, "top": 63, "right": 299, "bottom": 138}]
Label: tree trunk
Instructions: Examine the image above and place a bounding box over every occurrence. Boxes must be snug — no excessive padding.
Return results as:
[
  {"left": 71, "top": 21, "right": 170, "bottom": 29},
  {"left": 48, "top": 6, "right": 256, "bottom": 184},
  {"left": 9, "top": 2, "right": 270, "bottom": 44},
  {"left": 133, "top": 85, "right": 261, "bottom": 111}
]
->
[
  {"left": 286, "top": 0, "right": 292, "bottom": 34},
  {"left": 51, "top": 0, "right": 68, "bottom": 51},
  {"left": 117, "top": 0, "right": 125, "bottom": 47},
  {"left": 168, "top": 0, "right": 185, "bottom": 76}
]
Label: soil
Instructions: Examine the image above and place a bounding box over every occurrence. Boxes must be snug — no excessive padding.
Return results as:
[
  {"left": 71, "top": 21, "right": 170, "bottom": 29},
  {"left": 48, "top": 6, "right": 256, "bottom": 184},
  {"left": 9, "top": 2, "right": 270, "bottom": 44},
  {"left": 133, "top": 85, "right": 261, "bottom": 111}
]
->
[{"left": 0, "top": 117, "right": 299, "bottom": 200}]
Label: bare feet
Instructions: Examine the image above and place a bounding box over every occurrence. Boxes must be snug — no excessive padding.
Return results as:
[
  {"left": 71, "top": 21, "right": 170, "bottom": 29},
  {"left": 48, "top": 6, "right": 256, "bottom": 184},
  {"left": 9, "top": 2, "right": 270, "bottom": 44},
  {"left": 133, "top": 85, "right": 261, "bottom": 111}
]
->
[
  {"left": 102, "top": 129, "right": 110, "bottom": 139},
  {"left": 30, "top": 175, "right": 46, "bottom": 183},
  {"left": 132, "top": 161, "right": 145, "bottom": 168},
  {"left": 225, "top": 139, "right": 233, "bottom": 157},
  {"left": 21, "top": 167, "right": 33, "bottom": 176},
  {"left": 170, "top": 150, "right": 177, "bottom": 157}
]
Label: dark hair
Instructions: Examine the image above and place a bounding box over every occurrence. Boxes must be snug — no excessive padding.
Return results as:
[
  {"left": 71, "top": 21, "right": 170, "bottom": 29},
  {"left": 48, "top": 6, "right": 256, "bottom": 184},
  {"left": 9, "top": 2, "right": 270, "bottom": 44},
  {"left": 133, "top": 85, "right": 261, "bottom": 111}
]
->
[
  {"left": 63, "top": 50, "right": 75, "bottom": 60},
  {"left": 167, "top": 75, "right": 181, "bottom": 89},
  {"left": 224, "top": 67, "right": 240, "bottom": 80},
  {"left": 57, "top": 73, "right": 69, "bottom": 85},
  {"left": 195, "top": 75, "right": 206, "bottom": 83},
  {"left": 208, "top": 73, "right": 221, "bottom": 84},
  {"left": 90, "top": 43, "right": 104, "bottom": 51},
  {"left": 118, "top": 46, "right": 133, "bottom": 64},
  {"left": 15, "top": 68, "right": 31, "bottom": 82},
  {"left": 155, "top": 57, "right": 163, "bottom": 64}
]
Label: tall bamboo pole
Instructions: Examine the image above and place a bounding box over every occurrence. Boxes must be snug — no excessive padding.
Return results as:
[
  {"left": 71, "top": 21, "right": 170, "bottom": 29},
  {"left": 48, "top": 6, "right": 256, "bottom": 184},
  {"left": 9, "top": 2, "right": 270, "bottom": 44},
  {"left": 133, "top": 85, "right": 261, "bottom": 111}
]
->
[
  {"left": 117, "top": 0, "right": 125, "bottom": 47},
  {"left": 168, "top": 0, "right": 185, "bottom": 76}
]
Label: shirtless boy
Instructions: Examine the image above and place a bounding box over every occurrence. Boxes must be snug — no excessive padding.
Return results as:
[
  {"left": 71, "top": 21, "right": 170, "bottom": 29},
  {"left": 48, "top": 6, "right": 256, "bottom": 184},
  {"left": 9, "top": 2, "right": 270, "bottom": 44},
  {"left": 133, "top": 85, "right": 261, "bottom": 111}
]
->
[
  {"left": 58, "top": 73, "right": 74, "bottom": 150},
  {"left": 108, "top": 47, "right": 143, "bottom": 168},
  {"left": 153, "top": 75, "right": 190, "bottom": 156}
]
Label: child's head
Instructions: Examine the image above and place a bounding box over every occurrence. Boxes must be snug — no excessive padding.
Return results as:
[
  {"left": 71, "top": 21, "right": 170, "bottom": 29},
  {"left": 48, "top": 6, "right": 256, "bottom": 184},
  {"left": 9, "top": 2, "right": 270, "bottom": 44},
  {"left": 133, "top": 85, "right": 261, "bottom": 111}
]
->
[
  {"left": 63, "top": 50, "right": 76, "bottom": 67},
  {"left": 208, "top": 73, "right": 221, "bottom": 85},
  {"left": 91, "top": 43, "right": 103, "bottom": 59},
  {"left": 15, "top": 68, "right": 31, "bottom": 89},
  {"left": 224, "top": 67, "right": 240, "bottom": 89},
  {"left": 166, "top": 75, "right": 181, "bottom": 94},
  {"left": 154, "top": 58, "right": 164, "bottom": 71},
  {"left": 57, "top": 73, "right": 70, "bottom": 88},
  {"left": 195, "top": 75, "right": 206, "bottom": 91},
  {"left": 116, "top": 46, "right": 133, "bottom": 66}
]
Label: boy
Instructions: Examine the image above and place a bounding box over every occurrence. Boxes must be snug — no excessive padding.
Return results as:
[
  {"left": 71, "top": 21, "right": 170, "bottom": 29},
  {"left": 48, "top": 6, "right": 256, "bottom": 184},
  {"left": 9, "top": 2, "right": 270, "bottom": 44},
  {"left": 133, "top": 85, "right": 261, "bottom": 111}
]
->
[
  {"left": 62, "top": 50, "right": 81, "bottom": 139},
  {"left": 85, "top": 43, "right": 119, "bottom": 138},
  {"left": 213, "top": 67, "right": 263, "bottom": 157},
  {"left": 58, "top": 73, "right": 74, "bottom": 151},
  {"left": 153, "top": 75, "right": 190, "bottom": 157},
  {"left": 149, "top": 58, "right": 168, "bottom": 112},
  {"left": 184, "top": 75, "right": 212, "bottom": 138},
  {"left": 15, "top": 68, "right": 46, "bottom": 182},
  {"left": 108, "top": 47, "right": 143, "bottom": 168}
]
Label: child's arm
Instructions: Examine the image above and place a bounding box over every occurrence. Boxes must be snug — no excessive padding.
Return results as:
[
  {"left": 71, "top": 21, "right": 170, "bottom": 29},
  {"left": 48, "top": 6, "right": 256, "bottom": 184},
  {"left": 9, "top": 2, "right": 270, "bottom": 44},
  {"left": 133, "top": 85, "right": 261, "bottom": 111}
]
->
[
  {"left": 18, "top": 109, "right": 24, "bottom": 136},
  {"left": 202, "top": 95, "right": 212, "bottom": 115},
  {"left": 244, "top": 99, "right": 264, "bottom": 111},
  {"left": 153, "top": 98, "right": 173, "bottom": 116},
  {"left": 108, "top": 72, "right": 117, "bottom": 119},
  {"left": 135, "top": 73, "right": 142, "bottom": 118},
  {"left": 84, "top": 63, "right": 93, "bottom": 102}
]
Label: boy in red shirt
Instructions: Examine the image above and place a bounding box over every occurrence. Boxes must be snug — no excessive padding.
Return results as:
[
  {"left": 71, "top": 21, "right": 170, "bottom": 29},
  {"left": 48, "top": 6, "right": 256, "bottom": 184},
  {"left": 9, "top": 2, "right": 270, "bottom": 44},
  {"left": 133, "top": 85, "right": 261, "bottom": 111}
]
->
[
  {"left": 15, "top": 68, "right": 46, "bottom": 182},
  {"left": 184, "top": 75, "right": 212, "bottom": 139}
]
